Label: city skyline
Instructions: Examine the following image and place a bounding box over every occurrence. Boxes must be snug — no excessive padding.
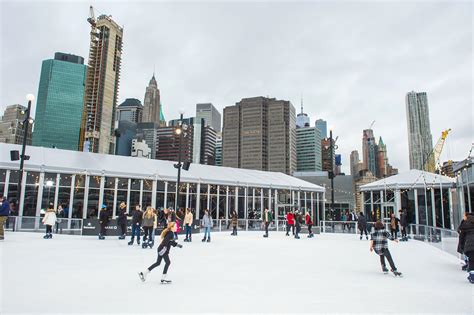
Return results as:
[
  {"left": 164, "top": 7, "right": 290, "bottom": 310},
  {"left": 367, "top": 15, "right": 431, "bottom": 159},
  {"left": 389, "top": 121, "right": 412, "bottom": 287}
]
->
[{"left": 1, "top": 1, "right": 472, "bottom": 173}]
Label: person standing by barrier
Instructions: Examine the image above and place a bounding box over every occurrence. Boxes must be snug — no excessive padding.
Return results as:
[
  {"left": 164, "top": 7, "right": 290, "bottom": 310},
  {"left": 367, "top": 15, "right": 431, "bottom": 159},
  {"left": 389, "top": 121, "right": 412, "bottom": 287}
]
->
[
  {"left": 370, "top": 221, "right": 402, "bottom": 277},
  {"left": 128, "top": 205, "right": 143, "bottom": 245},
  {"left": 459, "top": 212, "right": 474, "bottom": 283},
  {"left": 286, "top": 210, "right": 295, "bottom": 236},
  {"left": 358, "top": 212, "right": 368, "bottom": 240},
  {"left": 0, "top": 196, "right": 11, "bottom": 240},
  {"left": 399, "top": 209, "right": 408, "bottom": 241},
  {"left": 228, "top": 210, "right": 238, "bottom": 236},
  {"left": 389, "top": 213, "right": 399, "bottom": 240},
  {"left": 142, "top": 207, "right": 157, "bottom": 248},
  {"left": 263, "top": 208, "right": 272, "bottom": 238},
  {"left": 42, "top": 203, "right": 57, "bottom": 239},
  {"left": 294, "top": 210, "right": 302, "bottom": 239},
  {"left": 201, "top": 209, "right": 212, "bottom": 242},
  {"left": 98, "top": 205, "right": 110, "bottom": 240},
  {"left": 184, "top": 208, "right": 193, "bottom": 242},
  {"left": 305, "top": 211, "right": 314, "bottom": 238},
  {"left": 138, "top": 222, "right": 183, "bottom": 284},
  {"left": 117, "top": 202, "right": 128, "bottom": 240}
]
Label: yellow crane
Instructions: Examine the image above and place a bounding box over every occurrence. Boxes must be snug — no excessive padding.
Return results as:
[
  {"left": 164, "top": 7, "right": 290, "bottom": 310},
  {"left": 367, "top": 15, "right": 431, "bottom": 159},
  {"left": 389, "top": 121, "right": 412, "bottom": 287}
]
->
[{"left": 424, "top": 128, "right": 451, "bottom": 173}]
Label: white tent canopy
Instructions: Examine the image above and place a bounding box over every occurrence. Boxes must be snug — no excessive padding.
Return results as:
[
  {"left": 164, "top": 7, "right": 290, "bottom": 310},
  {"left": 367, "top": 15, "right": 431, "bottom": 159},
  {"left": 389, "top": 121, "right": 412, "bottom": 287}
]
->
[
  {"left": 360, "top": 169, "right": 455, "bottom": 191},
  {"left": 0, "top": 143, "right": 324, "bottom": 192}
]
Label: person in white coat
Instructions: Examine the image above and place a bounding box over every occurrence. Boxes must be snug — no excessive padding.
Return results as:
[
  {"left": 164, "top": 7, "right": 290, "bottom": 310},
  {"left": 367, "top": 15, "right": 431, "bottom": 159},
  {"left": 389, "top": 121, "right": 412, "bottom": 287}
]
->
[{"left": 42, "top": 203, "right": 57, "bottom": 239}]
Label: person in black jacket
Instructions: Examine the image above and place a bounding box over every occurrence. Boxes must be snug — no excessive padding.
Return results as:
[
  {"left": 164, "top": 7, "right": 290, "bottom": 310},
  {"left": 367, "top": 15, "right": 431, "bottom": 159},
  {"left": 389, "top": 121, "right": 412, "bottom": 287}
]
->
[
  {"left": 457, "top": 212, "right": 469, "bottom": 271},
  {"left": 294, "top": 210, "right": 302, "bottom": 239},
  {"left": 138, "top": 222, "right": 182, "bottom": 284},
  {"left": 399, "top": 209, "right": 409, "bottom": 241},
  {"left": 117, "top": 202, "right": 128, "bottom": 240},
  {"left": 459, "top": 212, "right": 474, "bottom": 283},
  {"left": 128, "top": 205, "right": 143, "bottom": 245},
  {"left": 358, "top": 212, "right": 368, "bottom": 240},
  {"left": 98, "top": 205, "right": 110, "bottom": 240}
]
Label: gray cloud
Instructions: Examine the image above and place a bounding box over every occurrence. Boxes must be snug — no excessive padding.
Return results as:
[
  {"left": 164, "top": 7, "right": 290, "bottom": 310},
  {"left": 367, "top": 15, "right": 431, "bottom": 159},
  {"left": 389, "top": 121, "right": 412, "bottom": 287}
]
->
[{"left": 1, "top": 0, "right": 472, "bottom": 173}]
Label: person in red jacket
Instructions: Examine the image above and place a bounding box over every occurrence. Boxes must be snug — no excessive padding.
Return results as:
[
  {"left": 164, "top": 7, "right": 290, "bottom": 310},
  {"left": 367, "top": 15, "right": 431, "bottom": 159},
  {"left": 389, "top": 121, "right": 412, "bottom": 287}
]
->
[
  {"left": 286, "top": 211, "right": 295, "bottom": 236},
  {"left": 305, "top": 211, "right": 314, "bottom": 238}
]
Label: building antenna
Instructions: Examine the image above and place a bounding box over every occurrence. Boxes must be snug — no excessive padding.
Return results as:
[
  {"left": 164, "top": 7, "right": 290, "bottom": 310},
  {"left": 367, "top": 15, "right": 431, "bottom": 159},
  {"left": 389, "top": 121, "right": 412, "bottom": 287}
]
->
[
  {"left": 153, "top": 64, "right": 155, "bottom": 77},
  {"left": 300, "top": 93, "right": 304, "bottom": 114}
]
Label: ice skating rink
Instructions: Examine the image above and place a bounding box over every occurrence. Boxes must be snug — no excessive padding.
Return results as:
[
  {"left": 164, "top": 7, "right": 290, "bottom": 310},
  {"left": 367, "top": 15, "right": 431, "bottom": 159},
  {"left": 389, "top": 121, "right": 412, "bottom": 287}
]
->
[{"left": 1, "top": 231, "right": 472, "bottom": 314}]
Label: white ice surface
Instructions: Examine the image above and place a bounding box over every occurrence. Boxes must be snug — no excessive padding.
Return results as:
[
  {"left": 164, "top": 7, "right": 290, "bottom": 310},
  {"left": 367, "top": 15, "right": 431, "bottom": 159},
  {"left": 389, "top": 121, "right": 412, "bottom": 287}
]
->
[{"left": 1, "top": 231, "right": 473, "bottom": 314}]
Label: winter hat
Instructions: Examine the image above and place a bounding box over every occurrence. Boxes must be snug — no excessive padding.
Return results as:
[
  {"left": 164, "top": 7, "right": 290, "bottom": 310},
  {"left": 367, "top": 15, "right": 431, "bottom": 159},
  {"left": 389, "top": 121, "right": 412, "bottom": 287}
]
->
[{"left": 101, "top": 204, "right": 107, "bottom": 209}]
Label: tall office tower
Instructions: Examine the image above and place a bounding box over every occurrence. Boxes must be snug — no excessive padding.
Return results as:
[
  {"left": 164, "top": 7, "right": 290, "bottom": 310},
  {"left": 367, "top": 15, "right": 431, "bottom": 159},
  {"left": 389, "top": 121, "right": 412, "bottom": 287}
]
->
[
  {"left": 32, "top": 53, "right": 86, "bottom": 150},
  {"left": 377, "top": 137, "right": 388, "bottom": 177},
  {"left": 196, "top": 103, "right": 222, "bottom": 132},
  {"left": 335, "top": 154, "right": 342, "bottom": 175},
  {"left": 362, "top": 129, "right": 378, "bottom": 176},
  {"left": 136, "top": 122, "right": 159, "bottom": 159},
  {"left": 115, "top": 120, "right": 137, "bottom": 157},
  {"left": 142, "top": 74, "right": 165, "bottom": 126},
  {"left": 321, "top": 137, "right": 335, "bottom": 172},
  {"left": 406, "top": 91, "right": 434, "bottom": 170},
  {"left": 296, "top": 101, "right": 310, "bottom": 128},
  {"left": 222, "top": 96, "right": 296, "bottom": 175},
  {"left": 350, "top": 150, "right": 360, "bottom": 176},
  {"left": 192, "top": 118, "right": 217, "bottom": 165},
  {"left": 116, "top": 98, "right": 143, "bottom": 123},
  {"left": 315, "top": 119, "right": 327, "bottom": 139},
  {"left": 156, "top": 126, "right": 194, "bottom": 162},
  {"left": 79, "top": 14, "right": 123, "bottom": 154},
  {"left": 215, "top": 135, "right": 222, "bottom": 166},
  {"left": 295, "top": 127, "right": 322, "bottom": 172},
  {"left": 0, "top": 105, "right": 32, "bottom": 144}
]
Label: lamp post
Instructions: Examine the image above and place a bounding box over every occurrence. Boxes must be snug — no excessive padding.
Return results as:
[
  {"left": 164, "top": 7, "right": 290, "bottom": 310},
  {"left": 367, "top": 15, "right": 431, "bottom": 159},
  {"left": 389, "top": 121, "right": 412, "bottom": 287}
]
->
[
  {"left": 329, "top": 129, "right": 335, "bottom": 216},
  {"left": 174, "top": 112, "right": 185, "bottom": 210},
  {"left": 17, "top": 94, "right": 35, "bottom": 210}
]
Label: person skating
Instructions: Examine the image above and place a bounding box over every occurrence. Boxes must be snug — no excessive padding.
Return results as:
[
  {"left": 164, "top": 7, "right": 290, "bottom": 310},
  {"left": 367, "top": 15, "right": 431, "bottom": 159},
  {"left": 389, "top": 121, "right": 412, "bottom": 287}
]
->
[
  {"left": 228, "top": 210, "right": 238, "bottom": 236},
  {"left": 184, "top": 208, "right": 193, "bottom": 242},
  {"left": 458, "top": 212, "right": 474, "bottom": 283},
  {"left": 42, "top": 203, "right": 57, "bottom": 239},
  {"left": 358, "top": 212, "right": 368, "bottom": 240},
  {"left": 98, "top": 204, "right": 110, "bottom": 240},
  {"left": 0, "top": 195, "right": 11, "bottom": 241},
  {"left": 305, "top": 211, "right": 314, "bottom": 238},
  {"left": 389, "top": 213, "right": 399, "bottom": 240},
  {"left": 399, "top": 209, "right": 409, "bottom": 241},
  {"left": 286, "top": 211, "right": 295, "bottom": 236},
  {"left": 128, "top": 205, "right": 143, "bottom": 245},
  {"left": 457, "top": 212, "right": 469, "bottom": 271},
  {"left": 138, "top": 222, "right": 183, "bottom": 284},
  {"left": 142, "top": 207, "right": 157, "bottom": 248},
  {"left": 117, "top": 202, "right": 128, "bottom": 240},
  {"left": 263, "top": 208, "right": 272, "bottom": 238},
  {"left": 370, "top": 221, "right": 402, "bottom": 277},
  {"left": 294, "top": 210, "right": 302, "bottom": 239},
  {"left": 201, "top": 209, "right": 213, "bottom": 242}
]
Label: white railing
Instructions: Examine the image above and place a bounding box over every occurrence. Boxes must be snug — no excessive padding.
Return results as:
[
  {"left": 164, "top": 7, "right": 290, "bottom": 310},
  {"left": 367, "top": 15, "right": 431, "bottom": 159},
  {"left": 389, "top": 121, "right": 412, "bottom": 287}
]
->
[{"left": 5, "top": 216, "right": 83, "bottom": 235}]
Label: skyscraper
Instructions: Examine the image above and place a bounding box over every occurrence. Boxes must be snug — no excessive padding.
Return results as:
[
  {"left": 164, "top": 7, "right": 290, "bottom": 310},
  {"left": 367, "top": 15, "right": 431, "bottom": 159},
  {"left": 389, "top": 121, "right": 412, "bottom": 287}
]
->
[
  {"left": 143, "top": 74, "right": 165, "bottom": 126},
  {"left": 79, "top": 14, "right": 123, "bottom": 154},
  {"left": 350, "top": 150, "right": 360, "bottom": 176},
  {"left": 32, "top": 53, "right": 86, "bottom": 150},
  {"left": 406, "top": 91, "right": 434, "bottom": 170},
  {"left": 196, "top": 103, "right": 221, "bottom": 132},
  {"left": 296, "top": 127, "right": 322, "bottom": 172},
  {"left": 296, "top": 100, "right": 310, "bottom": 128},
  {"left": 362, "top": 129, "right": 378, "bottom": 176},
  {"left": 192, "top": 118, "right": 217, "bottom": 165},
  {"left": 136, "top": 122, "right": 159, "bottom": 159},
  {"left": 222, "top": 96, "right": 296, "bottom": 175},
  {"left": 156, "top": 126, "right": 193, "bottom": 162},
  {"left": 215, "top": 135, "right": 222, "bottom": 166},
  {"left": 0, "top": 105, "right": 32, "bottom": 145},
  {"left": 116, "top": 98, "right": 143, "bottom": 123},
  {"left": 315, "top": 119, "right": 327, "bottom": 139}
]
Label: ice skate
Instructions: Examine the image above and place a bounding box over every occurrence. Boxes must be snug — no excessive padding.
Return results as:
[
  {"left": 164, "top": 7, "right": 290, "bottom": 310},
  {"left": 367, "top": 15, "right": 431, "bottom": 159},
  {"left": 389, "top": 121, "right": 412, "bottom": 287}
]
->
[
  {"left": 366, "top": 236, "right": 369, "bottom": 240},
  {"left": 43, "top": 234, "right": 49, "bottom": 239},
  {"left": 160, "top": 274, "right": 172, "bottom": 284},
  {"left": 263, "top": 234, "right": 268, "bottom": 238},
  {"left": 468, "top": 272, "right": 474, "bottom": 284},
  {"left": 202, "top": 237, "right": 206, "bottom": 242},
  {"left": 138, "top": 271, "right": 148, "bottom": 282},
  {"left": 382, "top": 266, "right": 389, "bottom": 274},
  {"left": 128, "top": 238, "right": 134, "bottom": 245},
  {"left": 142, "top": 242, "right": 148, "bottom": 249},
  {"left": 392, "top": 270, "right": 402, "bottom": 277},
  {"left": 118, "top": 235, "right": 125, "bottom": 240},
  {"left": 148, "top": 241, "right": 154, "bottom": 249},
  {"left": 206, "top": 237, "right": 211, "bottom": 242}
]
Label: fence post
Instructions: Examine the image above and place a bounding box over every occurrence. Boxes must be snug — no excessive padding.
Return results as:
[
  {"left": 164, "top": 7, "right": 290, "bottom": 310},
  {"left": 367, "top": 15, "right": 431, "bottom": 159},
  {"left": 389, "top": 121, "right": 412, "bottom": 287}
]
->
[{"left": 246, "top": 220, "right": 248, "bottom": 231}]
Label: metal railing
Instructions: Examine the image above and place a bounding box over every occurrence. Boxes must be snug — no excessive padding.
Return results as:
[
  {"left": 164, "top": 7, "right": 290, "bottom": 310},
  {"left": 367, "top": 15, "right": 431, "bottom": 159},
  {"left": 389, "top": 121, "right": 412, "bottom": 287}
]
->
[
  {"left": 4, "top": 216, "right": 83, "bottom": 235},
  {"left": 408, "top": 224, "right": 459, "bottom": 257}
]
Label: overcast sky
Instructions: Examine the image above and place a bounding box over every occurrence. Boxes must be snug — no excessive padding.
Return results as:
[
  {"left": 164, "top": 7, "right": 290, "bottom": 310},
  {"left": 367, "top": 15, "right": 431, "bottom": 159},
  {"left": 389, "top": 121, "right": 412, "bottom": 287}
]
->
[{"left": 1, "top": 0, "right": 472, "bottom": 174}]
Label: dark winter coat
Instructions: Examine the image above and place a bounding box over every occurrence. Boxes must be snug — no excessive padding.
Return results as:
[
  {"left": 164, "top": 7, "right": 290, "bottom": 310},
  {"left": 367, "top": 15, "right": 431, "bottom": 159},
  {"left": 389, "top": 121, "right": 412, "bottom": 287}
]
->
[
  {"left": 131, "top": 210, "right": 143, "bottom": 225},
  {"left": 357, "top": 215, "right": 367, "bottom": 230},
  {"left": 158, "top": 230, "right": 178, "bottom": 255},
  {"left": 400, "top": 212, "right": 408, "bottom": 227},
  {"left": 99, "top": 209, "right": 110, "bottom": 225},
  {"left": 295, "top": 213, "right": 302, "bottom": 227},
  {"left": 117, "top": 208, "right": 128, "bottom": 225},
  {"left": 459, "top": 215, "right": 474, "bottom": 254},
  {"left": 390, "top": 217, "right": 400, "bottom": 232},
  {"left": 0, "top": 199, "right": 10, "bottom": 216}
]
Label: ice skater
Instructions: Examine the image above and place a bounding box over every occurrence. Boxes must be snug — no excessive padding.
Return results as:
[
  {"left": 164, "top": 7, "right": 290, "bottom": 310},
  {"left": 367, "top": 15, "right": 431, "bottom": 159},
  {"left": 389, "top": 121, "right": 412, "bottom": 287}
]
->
[
  {"left": 305, "top": 211, "right": 314, "bottom": 238},
  {"left": 201, "top": 209, "right": 212, "bottom": 242},
  {"left": 138, "top": 222, "right": 183, "bottom": 284},
  {"left": 263, "top": 208, "right": 272, "bottom": 238},
  {"left": 357, "top": 212, "right": 368, "bottom": 240},
  {"left": 0, "top": 195, "right": 10, "bottom": 241},
  {"left": 142, "top": 206, "right": 157, "bottom": 248},
  {"left": 184, "top": 208, "right": 193, "bottom": 242},
  {"left": 294, "top": 210, "right": 302, "bottom": 239},
  {"left": 286, "top": 210, "right": 295, "bottom": 236},
  {"left": 98, "top": 204, "right": 110, "bottom": 240},
  {"left": 458, "top": 212, "right": 474, "bottom": 283},
  {"left": 457, "top": 212, "right": 469, "bottom": 271},
  {"left": 389, "top": 213, "right": 399, "bottom": 240},
  {"left": 228, "top": 210, "right": 238, "bottom": 236},
  {"left": 117, "top": 202, "right": 128, "bottom": 240},
  {"left": 42, "top": 202, "right": 57, "bottom": 239},
  {"left": 399, "top": 209, "right": 409, "bottom": 241},
  {"left": 128, "top": 205, "right": 143, "bottom": 245},
  {"left": 370, "top": 221, "right": 402, "bottom": 277}
]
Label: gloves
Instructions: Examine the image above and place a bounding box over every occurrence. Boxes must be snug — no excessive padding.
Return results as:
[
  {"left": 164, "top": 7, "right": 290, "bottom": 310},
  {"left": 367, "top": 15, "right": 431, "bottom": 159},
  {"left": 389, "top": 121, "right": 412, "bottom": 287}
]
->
[{"left": 177, "top": 244, "right": 183, "bottom": 248}]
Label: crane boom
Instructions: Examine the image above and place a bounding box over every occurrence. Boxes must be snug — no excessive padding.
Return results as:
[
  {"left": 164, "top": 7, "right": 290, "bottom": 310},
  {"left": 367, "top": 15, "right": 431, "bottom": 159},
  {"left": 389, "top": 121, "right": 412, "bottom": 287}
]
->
[{"left": 424, "top": 128, "right": 451, "bottom": 173}]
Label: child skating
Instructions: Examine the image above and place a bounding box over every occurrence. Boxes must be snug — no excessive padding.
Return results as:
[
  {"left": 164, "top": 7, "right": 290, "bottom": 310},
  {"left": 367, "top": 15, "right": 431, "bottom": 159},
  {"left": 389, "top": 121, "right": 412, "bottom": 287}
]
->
[
  {"left": 370, "top": 221, "right": 402, "bottom": 277},
  {"left": 138, "top": 222, "right": 183, "bottom": 284}
]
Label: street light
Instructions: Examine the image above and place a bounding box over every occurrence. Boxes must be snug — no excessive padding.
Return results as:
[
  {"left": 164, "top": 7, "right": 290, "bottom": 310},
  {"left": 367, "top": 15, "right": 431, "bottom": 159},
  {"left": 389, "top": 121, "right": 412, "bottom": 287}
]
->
[
  {"left": 17, "top": 94, "right": 35, "bottom": 210},
  {"left": 328, "top": 127, "right": 338, "bottom": 220},
  {"left": 174, "top": 112, "right": 185, "bottom": 210}
]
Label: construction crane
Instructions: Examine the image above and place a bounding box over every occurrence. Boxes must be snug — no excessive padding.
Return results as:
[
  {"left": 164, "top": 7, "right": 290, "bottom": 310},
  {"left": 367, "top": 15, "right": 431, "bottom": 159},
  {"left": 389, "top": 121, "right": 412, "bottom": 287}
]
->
[
  {"left": 87, "top": 6, "right": 96, "bottom": 27},
  {"left": 424, "top": 128, "right": 451, "bottom": 173}
]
